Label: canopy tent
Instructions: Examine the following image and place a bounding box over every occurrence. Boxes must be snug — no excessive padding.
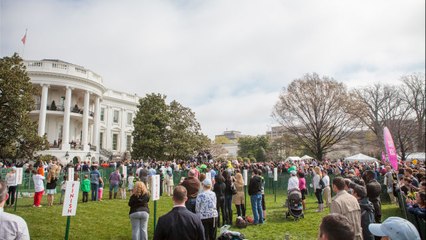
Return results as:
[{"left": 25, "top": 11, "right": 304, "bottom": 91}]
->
[
  {"left": 405, "top": 152, "right": 425, "bottom": 162},
  {"left": 301, "top": 155, "right": 314, "bottom": 160},
  {"left": 285, "top": 156, "right": 302, "bottom": 161},
  {"left": 344, "top": 153, "right": 378, "bottom": 162}
]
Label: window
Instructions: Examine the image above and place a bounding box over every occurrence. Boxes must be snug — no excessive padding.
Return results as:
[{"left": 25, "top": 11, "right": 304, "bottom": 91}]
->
[
  {"left": 113, "top": 110, "right": 119, "bottom": 123},
  {"left": 127, "top": 113, "right": 132, "bottom": 125},
  {"left": 126, "top": 135, "right": 132, "bottom": 151},
  {"left": 112, "top": 134, "right": 118, "bottom": 150},
  {"left": 99, "top": 132, "right": 103, "bottom": 149},
  {"left": 100, "top": 108, "right": 105, "bottom": 121}
]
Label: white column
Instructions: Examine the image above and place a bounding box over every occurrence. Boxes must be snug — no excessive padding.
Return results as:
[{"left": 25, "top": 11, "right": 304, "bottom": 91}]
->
[
  {"left": 93, "top": 96, "right": 101, "bottom": 152},
  {"left": 120, "top": 108, "right": 126, "bottom": 152},
  {"left": 82, "top": 90, "right": 90, "bottom": 151},
  {"left": 62, "top": 86, "right": 72, "bottom": 150},
  {"left": 106, "top": 106, "right": 112, "bottom": 150},
  {"left": 38, "top": 84, "right": 49, "bottom": 136}
]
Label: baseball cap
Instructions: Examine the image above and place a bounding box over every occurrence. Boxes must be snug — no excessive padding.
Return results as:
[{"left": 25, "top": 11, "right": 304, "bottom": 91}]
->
[
  {"left": 202, "top": 178, "right": 212, "bottom": 187},
  {"left": 368, "top": 217, "right": 420, "bottom": 240}
]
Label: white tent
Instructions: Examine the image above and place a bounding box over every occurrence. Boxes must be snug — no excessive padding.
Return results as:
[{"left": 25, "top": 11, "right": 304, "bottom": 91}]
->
[
  {"left": 344, "top": 153, "right": 378, "bottom": 162},
  {"left": 285, "top": 156, "right": 302, "bottom": 161},
  {"left": 301, "top": 155, "right": 314, "bottom": 160},
  {"left": 405, "top": 152, "right": 425, "bottom": 162}
]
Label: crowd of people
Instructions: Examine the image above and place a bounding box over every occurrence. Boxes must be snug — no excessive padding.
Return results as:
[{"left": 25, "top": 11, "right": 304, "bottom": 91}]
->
[{"left": 0, "top": 156, "right": 425, "bottom": 240}]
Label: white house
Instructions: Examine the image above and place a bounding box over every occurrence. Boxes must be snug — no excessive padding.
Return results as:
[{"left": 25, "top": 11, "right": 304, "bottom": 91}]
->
[{"left": 25, "top": 59, "right": 139, "bottom": 164}]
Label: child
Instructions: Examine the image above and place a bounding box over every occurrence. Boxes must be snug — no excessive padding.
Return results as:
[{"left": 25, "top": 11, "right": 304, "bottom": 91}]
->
[
  {"left": 98, "top": 177, "right": 104, "bottom": 201},
  {"left": 81, "top": 175, "right": 90, "bottom": 203},
  {"left": 128, "top": 172, "right": 135, "bottom": 194},
  {"left": 32, "top": 168, "right": 45, "bottom": 207},
  {"left": 119, "top": 174, "right": 127, "bottom": 199},
  {"left": 60, "top": 175, "right": 67, "bottom": 204}
]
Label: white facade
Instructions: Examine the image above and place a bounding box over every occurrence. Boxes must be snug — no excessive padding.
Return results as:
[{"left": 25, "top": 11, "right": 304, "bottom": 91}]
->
[{"left": 25, "top": 59, "right": 139, "bottom": 164}]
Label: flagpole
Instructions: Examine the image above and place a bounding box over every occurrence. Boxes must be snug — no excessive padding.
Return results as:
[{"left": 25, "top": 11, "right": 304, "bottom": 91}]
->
[{"left": 21, "top": 29, "right": 27, "bottom": 58}]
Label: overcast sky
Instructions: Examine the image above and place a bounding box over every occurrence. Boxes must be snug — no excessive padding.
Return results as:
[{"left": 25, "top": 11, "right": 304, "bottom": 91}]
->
[{"left": 1, "top": 0, "right": 424, "bottom": 139}]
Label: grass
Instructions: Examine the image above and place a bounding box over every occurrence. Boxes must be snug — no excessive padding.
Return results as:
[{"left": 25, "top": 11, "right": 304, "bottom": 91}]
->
[{"left": 5, "top": 192, "right": 402, "bottom": 240}]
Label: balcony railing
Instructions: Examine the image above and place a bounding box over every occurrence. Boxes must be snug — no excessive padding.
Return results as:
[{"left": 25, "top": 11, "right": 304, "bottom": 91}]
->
[
  {"left": 33, "top": 104, "right": 94, "bottom": 116},
  {"left": 24, "top": 60, "right": 103, "bottom": 84}
]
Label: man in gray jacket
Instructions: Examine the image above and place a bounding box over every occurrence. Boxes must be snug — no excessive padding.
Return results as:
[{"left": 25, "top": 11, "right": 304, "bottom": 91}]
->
[{"left": 330, "top": 177, "right": 363, "bottom": 240}]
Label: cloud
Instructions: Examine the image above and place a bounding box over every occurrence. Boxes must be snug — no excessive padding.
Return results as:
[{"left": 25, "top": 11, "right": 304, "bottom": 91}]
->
[{"left": 1, "top": 0, "right": 424, "bottom": 138}]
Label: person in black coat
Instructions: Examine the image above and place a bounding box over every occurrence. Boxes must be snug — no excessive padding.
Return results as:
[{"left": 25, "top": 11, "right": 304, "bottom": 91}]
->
[
  {"left": 363, "top": 170, "right": 382, "bottom": 223},
  {"left": 213, "top": 173, "right": 226, "bottom": 226},
  {"left": 154, "top": 186, "right": 205, "bottom": 240}
]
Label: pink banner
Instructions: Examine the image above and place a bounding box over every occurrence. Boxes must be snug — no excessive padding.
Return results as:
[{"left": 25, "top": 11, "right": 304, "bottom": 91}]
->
[
  {"left": 381, "top": 151, "right": 386, "bottom": 162},
  {"left": 383, "top": 127, "right": 398, "bottom": 170}
]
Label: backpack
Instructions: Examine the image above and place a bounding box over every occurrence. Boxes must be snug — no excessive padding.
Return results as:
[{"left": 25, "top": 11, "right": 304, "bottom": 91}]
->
[
  {"left": 319, "top": 178, "right": 326, "bottom": 189},
  {"left": 235, "top": 217, "right": 247, "bottom": 229}
]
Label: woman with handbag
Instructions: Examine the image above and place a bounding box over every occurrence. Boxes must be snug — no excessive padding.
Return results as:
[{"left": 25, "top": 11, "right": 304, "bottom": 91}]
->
[{"left": 233, "top": 172, "right": 245, "bottom": 218}]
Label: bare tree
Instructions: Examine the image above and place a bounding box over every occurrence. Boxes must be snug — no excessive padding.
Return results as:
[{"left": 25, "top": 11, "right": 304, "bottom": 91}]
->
[
  {"left": 353, "top": 84, "right": 401, "bottom": 140},
  {"left": 353, "top": 83, "right": 417, "bottom": 160},
  {"left": 400, "top": 73, "right": 425, "bottom": 152},
  {"left": 273, "top": 73, "right": 359, "bottom": 161}
]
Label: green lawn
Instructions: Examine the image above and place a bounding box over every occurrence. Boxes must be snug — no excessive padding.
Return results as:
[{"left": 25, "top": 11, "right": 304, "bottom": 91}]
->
[{"left": 5, "top": 192, "right": 401, "bottom": 240}]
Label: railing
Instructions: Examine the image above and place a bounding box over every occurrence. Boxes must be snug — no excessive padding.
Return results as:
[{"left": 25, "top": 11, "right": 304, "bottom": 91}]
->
[{"left": 24, "top": 60, "right": 103, "bottom": 84}]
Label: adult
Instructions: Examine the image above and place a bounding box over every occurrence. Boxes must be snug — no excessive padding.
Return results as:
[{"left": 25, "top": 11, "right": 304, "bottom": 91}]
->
[
  {"left": 248, "top": 169, "right": 264, "bottom": 225},
  {"left": 298, "top": 171, "right": 307, "bottom": 211},
  {"left": 213, "top": 173, "right": 226, "bottom": 226},
  {"left": 181, "top": 169, "right": 200, "bottom": 213},
  {"left": 404, "top": 168, "right": 419, "bottom": 187},
  {"left": 352, "top": 184, "right": 375, "bottom": 240},
  {"left": 196, "top": 179, "right": 218, "bottom": 240},
  {"left": 222, "top": 170, "right": 234, "bottom": 225},
  {"left": 369, "top": 217, "right": 421, "bottom": 240},
  {"left": 384, "top": 166, "right": 396, "bottom": 204},
  {"left": 233, "top": 172, "right": 245, "bottom": 218},
  {"left": 322, "top": 169, "right": 331, "bottom": 208},
  {"left": 313, "top": 166, "right": 324, "bottom": 212},
  {"left": 46, "top": 165, "right": 59, "bottom": 206},
  {"left": 128, "top": 181, "right": 150, "bottom": 240},
  {"left": 109, "top": 169, "right": 121, "bottom": 199},
  {"left": 406, "top": 191, "right": 426, "bottom": 220},
  {"left": 0, "top": 180, "right": 30, "bottom": 240},
  {"left": 5, "top": 167, "right": 17, "bottom": 207},
  {"left": 363, "top": 170, "right": 382, "bottom": 223},
  {"left": 330, "top": 177, "right": 362, "bottom": 240},
  {"left": 90, "top": 165, "right": 101, "bottom": 201},
  {"left": 318, "top": 213, "right": 355, "bottom": 240},
  {"left": 153, "top": 186, "right": 205, "bottom": 240},
  {"left": 287, "top": 170, "right": 299, "bottom": 191}
]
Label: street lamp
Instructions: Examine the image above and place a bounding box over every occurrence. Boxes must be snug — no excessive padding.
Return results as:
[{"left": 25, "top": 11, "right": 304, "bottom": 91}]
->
[{"left": 65, "top": 151, "right": 70, "bottom": 162}]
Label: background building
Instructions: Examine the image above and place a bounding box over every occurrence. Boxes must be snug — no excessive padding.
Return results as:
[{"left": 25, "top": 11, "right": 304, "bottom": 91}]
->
[{"left": 25, "top": 59, "right": 139, "bottom": 164}]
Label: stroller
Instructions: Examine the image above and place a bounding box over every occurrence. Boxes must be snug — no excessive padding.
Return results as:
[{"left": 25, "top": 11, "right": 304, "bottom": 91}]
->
[{"left": 285, "top": 188, "right": 304, "bottom": 221}]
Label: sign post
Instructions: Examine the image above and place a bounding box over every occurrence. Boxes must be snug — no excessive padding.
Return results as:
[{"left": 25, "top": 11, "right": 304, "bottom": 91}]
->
[
  {"left": 68, "top": 168, "right": 74, "bottom": 181},
  {"left": 14, "top": 168, "right": 23, "bottom": 212},
  {"left": 243, "top": 169, "right": 248, "bottom": 208},
  {"left": 273, "top": 168, "right": 278, "bottom": 203},
  {"left": 151, "top": 174, "right": 160, "bottom": 230},
  {"left": 62, "top": 181, "right": 80, "bottom": 240}
]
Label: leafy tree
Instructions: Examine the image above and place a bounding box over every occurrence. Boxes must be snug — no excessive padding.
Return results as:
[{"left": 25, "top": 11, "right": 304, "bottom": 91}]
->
[
  {"left": 0, "top": 53, "right": 44, "bottom": 161},
  {"left": 132, "top": 93, "right": 169, "bottom": 160},
  {"left": 167, "top": 100, "right": 208, "bottom": 159},
  {"left": 238, "top": 135, "right": 269, "bottom": 162},
  {"left": 273, "top": 73, "right": 359, "bottom": 161},
  {"left": 132, "top": 93, "right": 209, "bottom": 160}
]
